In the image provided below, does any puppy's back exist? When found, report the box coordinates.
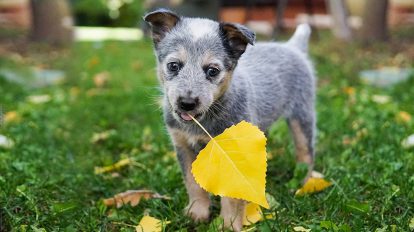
[231,25,314,129]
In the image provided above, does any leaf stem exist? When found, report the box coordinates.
[189,115,214,140]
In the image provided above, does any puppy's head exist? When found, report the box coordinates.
[144,9,255,123]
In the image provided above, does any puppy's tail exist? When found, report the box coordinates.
[287,24,311,53]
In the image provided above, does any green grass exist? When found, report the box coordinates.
[1,29,414,231]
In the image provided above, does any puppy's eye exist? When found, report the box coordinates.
[167,62,181,72]
[206,67,220,78]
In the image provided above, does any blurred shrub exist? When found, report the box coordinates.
[71,0,144,27]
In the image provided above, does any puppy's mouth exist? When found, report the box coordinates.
[176,111,202,122]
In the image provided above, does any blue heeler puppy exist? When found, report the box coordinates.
[144,9,316,231]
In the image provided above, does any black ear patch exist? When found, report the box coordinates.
[143,9,180,45]
[219,23,255,60]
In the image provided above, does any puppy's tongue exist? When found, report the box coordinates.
[180,112,193,121]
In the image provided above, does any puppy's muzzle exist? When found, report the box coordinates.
[176,97,202,121]
[178,97,199,111]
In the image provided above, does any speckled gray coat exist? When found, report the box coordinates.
[144,9,316,230]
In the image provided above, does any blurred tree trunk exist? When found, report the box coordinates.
[360,0,389,41]
[326,0,352,41]
[30,0,73,45]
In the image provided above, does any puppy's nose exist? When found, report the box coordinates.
[178,97,199,111]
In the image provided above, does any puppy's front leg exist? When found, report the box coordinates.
[169,129,210,222]
[220,197,245,232]
[180,152,211,222]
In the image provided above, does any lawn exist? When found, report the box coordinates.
[0,28,413,231]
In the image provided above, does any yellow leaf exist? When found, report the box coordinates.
[293,226,311,232]
[4,111,21,124]
[243,203,262,226]
[86,88,106,96]
[103,190,170,208]
[243,201,276,226]
[88,56,100,69]
[93,71,110,88]
[343,87,355,96]
[94,158,132,174]
[191,120,269,208]
[90,130,116,143]
[295,177,332,196]
[135,216,169,232]
[396,111,411,123]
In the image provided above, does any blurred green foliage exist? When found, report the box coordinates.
[1,27,413,231]
[71,0,144,27]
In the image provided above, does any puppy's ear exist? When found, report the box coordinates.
[219,23,255,59]
[144,9,180,45]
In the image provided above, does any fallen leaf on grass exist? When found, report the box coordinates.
[342,128,368,146]
[396,111,411,123]
[88,56,100,69]
[136,216,169,232]
[242,202,275,226]
[402,134,414,149]
[4,111,21,124]
[191,119,269,208]
[293,226,311,232]
[242,227,256,232]
[243,203,262,226]
[90,130,116,143]
[295,177,332,196]
[103,190,170,208]
[93,71,110,88]
[409,217,414,230]
[27,94,51,104]
[136,216,161,232]
[0,135,14,149]
[94,158,132,174]
[141,143,153,152]
[86,87,112,96]
[343,87,355,96]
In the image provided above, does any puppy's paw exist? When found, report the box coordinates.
[220,197,245,231]
[221,213,243,232]
[302,169,321,184]
[184,199,210,222]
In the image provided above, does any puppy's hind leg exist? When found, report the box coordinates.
[287,105,316,181]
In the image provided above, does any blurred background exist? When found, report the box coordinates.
[1,0,414,231]
[1,0,414,42]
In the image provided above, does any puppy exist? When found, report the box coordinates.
[144,9,316,231]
